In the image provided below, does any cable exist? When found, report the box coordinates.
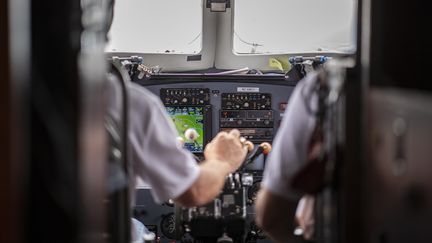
[234,31,263,53]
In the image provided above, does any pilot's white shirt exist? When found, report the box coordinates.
[262,73,318,200]
[106,76,200,204]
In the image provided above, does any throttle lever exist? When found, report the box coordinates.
[241,142,272,170]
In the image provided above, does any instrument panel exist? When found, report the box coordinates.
[145,82,294,155]
[134,80,296,242]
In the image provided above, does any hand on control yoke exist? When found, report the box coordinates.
[204,129,248,172]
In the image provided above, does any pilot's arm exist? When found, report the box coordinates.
[255,73,318,242]
[175,128,247,206]
[122,82,246,207]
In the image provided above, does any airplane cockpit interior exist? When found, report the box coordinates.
[1,0,431,243]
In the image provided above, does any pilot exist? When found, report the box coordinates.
[255,72,319,242]
[104,0,247,241]
[106,79,246,205]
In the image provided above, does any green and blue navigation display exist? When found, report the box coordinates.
[166,106,204,152]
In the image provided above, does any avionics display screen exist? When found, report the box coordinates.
[166,106,204,153]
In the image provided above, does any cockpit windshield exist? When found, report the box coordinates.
[106,0,357,72]
[233,0,357,54]
[106,0,203,54]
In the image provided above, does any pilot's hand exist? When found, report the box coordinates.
[204,129,247,172]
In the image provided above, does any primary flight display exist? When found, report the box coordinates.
[165,106,204,153]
